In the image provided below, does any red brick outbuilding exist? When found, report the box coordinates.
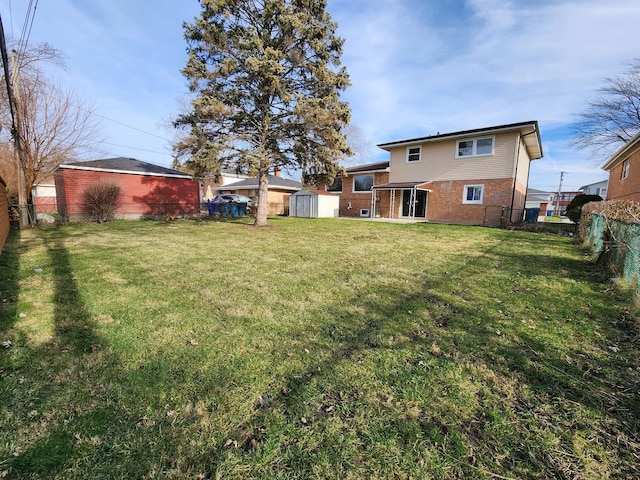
[54,158,200,221]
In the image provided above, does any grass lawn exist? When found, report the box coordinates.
[0,217,638,479]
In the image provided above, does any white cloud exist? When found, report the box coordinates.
[1,0,638,189]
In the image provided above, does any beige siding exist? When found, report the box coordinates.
[389,132,519,183]
[515,136,532,187]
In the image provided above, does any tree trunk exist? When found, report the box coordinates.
[253,166,270,227]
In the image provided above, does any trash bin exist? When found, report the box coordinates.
[524,208,540,224]
[238,202,247,216]
[220,202,230,217]
[230,202,239,218]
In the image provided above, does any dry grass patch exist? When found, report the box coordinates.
[0,218,638,479]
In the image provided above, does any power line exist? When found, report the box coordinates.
[30,75,176,144]
[17,0,38,55]
[88,109,173,142]
[101,141,173,156]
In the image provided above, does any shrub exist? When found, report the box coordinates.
[82,180,123,223]
[565,194,602,224]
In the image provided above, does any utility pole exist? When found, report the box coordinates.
[10,50,31,227]
[554,171,565,216]
[0,15,30,227]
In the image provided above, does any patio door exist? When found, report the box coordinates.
[401,190,427,217]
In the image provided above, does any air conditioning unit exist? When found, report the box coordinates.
[360,209,370,217]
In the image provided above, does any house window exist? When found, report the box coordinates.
[407,146,421,163]
[463,185,484,204]
[456,136,494,158]
[621,159,630,180]
[353,174,373,193]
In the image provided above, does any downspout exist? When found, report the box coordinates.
[510,127,539,224]
[509,135,521,224]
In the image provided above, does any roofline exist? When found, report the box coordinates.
[601,131,640,170]
[215,183,302,192]
[346,168,389,175]
[345,161,390,174]
[57,164,192,179]
[377,121,542,158]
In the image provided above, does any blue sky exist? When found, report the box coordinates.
[1,0,639,191]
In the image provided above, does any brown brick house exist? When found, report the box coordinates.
[216,174,303,216]
[337,161,390,217]
[602,132,640,203]
[339,121,543,226]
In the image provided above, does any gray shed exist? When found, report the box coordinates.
[289,189,339,218]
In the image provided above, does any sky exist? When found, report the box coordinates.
[1,0,639,192]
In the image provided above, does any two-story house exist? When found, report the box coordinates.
[602,132,640,203]
[340,121,543,226]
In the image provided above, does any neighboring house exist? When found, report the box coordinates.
[32,175,58,213]
[526,188,555,218]
[579,180,608,200]
[551,191,581,215]
[201,170,251,201]
[54,157,200,221]
[602,132,640,203]
[340,121,543,226]
[216,173,303,216]
[289,189,340,218]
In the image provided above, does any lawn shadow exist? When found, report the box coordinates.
[46,234,102,354]
[3,229,118,477]
[0,228,21,334]
[213,232,640,478]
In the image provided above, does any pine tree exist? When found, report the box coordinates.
[174,0,352,226]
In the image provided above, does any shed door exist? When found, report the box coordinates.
[297,195,311,217]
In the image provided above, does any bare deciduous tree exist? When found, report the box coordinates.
[573,59,640,157]
[0,42,101,207]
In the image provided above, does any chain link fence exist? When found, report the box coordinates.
[483,206,526,227]
[581,201,640,297]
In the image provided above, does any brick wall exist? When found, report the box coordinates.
[56,169,200,221]
[339,171,389,217]
[607,149,640,203]
[427,178,518,226]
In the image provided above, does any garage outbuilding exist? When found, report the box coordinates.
[289,189,340,218]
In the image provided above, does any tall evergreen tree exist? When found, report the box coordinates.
[174,0,352,226]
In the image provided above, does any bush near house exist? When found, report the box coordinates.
[565,194,603,224]
[82,180,123,223]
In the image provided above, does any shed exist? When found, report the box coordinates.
[289,189,340,218]
[54,157,200,221]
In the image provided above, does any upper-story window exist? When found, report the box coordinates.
[621,159,630,180]
[456,136,494,158]
[407,146,421,163]
[353,174,374,193]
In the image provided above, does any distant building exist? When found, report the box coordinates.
[551,191,581,214]
[579,180,608,199]
[215,171,303,216]
[526,188,554,218]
